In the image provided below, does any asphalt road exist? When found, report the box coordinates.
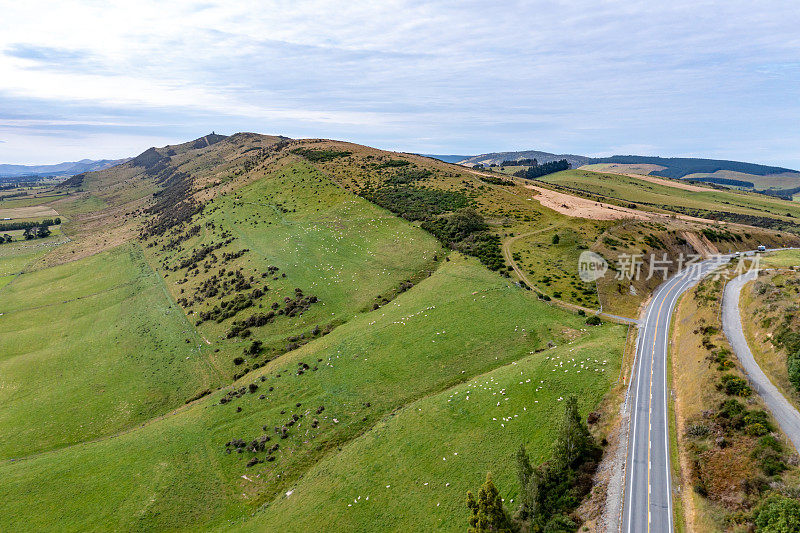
[722,271,800,452]
[622,257,729,533]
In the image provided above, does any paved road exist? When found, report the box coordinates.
[622,257,729,533]
[722,271,800,452]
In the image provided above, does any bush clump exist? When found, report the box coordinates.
[719,374,752,397]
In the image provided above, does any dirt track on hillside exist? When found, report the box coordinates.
[524,184,650,221]
[619,172,713,192]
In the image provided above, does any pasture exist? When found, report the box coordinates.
[145,161,443,366]
[759,248,800,268]
[0,243,220,458]
[540,169,800,223]
[237,319,622,532]
[0,255,626,532]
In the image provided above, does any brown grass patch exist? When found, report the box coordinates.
[523,184,649,221]
[0,205,59,220]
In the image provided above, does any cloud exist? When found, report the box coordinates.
[0,1,799,166]
[4,44,110,74]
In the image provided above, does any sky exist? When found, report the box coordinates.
[1,1,799,167]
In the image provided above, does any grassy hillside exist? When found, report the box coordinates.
[0,255,625,532]
[0,153,444,459]
[540,169,800,231]
[740,266,800,412]
[281,141,799,319]
[233,319,622,532]
[142,160,442,377]
[0,243,217,458]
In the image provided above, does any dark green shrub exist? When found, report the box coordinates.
[719,374,752,397]
[788,354,800,392]
[753,495,800,531]
[291,148,351,162]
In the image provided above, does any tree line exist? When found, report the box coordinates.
[501,158,539,167]
[0,217,61,232]
[0,218,57,244]
[512,159,571,180]
[466,395,601,532]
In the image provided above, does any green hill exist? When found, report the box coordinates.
[5,132,800,531]
[462,150,800,193]
[0,254,624,531]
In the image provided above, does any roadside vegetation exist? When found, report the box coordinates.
[671,261,800,531]
[740,265,800,411]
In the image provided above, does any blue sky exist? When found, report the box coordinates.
[1,1,799,167]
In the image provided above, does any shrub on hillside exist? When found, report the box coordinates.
[377,159,410,168]
[363,185,469,220]
[789,355,800,392]
[719,374,752,397]
[753,495,800,532]
[386,168,432,184]
[291,148,351,162]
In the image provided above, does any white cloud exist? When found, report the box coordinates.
[1,1,799,165]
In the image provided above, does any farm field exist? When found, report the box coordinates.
[758,248,800,268]
[0,243,219,458]
[539,169,800,224]
[0,254,626,532]
[0,204,59,219]
[0,193,66,209]
[682,170,800,191]
[236,319,622,532]
[0,232,66,277]
[579,162,665,175]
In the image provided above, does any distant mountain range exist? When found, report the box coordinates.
[456,150,592,169]
[0,158,129,178]
[419,154,472,164]
[456,151,797,176]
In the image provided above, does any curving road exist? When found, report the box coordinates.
[621,256,729,533]
[722,271,800,452]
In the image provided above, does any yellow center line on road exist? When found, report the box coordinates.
[647,274,686,533]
